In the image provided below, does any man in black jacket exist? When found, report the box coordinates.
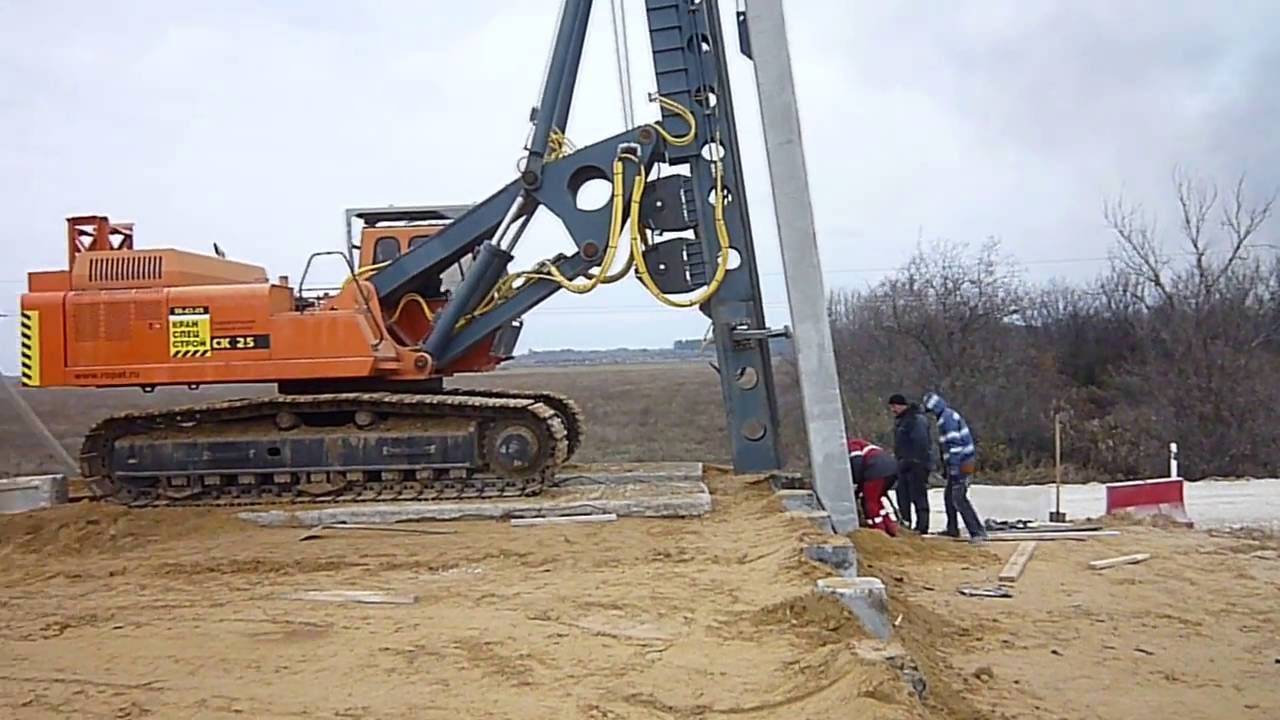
[889,393,932,533]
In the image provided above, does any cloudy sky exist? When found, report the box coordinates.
[3,0,1278,374]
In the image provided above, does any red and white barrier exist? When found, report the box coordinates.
[1105,477,1191,526]
[1104,443,1193,526]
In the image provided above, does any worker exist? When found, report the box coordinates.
[888,393,932,533]
[846,438,899,536]
[922,392,989,543]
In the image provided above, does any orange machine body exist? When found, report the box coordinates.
[18,216,504,389]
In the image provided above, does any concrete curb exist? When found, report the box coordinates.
[238,479,712,528]
[554,462,704,487]
[803,543,858,578]
[784,509,834,534]
[0,474,68,514]
[776,489,820,512]
[816,577,892,641]
[767,471,809,492]
[771,477,900,645]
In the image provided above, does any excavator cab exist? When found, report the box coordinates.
[346,205,479,297]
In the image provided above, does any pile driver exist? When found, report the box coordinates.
[18,0,788,506]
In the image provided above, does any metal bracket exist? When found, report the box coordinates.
[641,175,698,231]
[640,237,708,294]
[730,323,791,344]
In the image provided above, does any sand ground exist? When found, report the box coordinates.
[2,474,1277,719]
[857,521,1280,719]
[0,474,931,720]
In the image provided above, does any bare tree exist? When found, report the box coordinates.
[1105,168,1276,314]
[818,168,1280,481]
[1097,168,1280,476]
[875,236,1024,385]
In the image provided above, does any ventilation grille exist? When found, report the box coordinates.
[71,299,157,344]
[88,254,164,284]
[73,304,102,343]
[133,301,163,321]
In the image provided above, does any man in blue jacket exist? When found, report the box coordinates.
[923,392,989,542]
[888,393,932,533]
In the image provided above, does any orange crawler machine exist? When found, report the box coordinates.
[20,212,580,506]
[18,0,800,501]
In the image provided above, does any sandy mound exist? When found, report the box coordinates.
[0,501,244,558]
[0,477,933,719]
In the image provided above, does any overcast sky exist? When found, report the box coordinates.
[3,0,1278,374]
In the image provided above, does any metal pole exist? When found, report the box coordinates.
[607,0,635,128]
[0,375,78,476]
[523,0,594,189]
[742,0,857,534]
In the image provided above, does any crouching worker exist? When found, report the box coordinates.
[846,438,900,536]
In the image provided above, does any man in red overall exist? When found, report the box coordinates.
[846,438,900,536]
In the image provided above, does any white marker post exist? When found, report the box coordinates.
[1049,411,1067,522]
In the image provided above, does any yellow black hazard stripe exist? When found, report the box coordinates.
[20,311,40,386]
[171,348,212,359]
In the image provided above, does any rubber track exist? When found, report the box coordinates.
[79,391,573,508]
[438,386,584,458]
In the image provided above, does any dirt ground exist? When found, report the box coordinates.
[3,472,1278,719]
[855,521,1280,720]
[0,473,935,720]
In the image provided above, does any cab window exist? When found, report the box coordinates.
[373,236,400,264]
[441,247,478,293]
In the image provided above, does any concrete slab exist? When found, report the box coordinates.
[776,489,820,512]
[0,474,68,514]
[553,462,703,487]
[767,471,809,492]
[852,640,927,700]
[237,479,711,528]
[817,577,892,640]
[785,509,834,534]
[804,543,858,578]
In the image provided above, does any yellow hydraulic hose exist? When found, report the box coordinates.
[389,293,435,323]
[628,135,732,308]
[386,95,729,335]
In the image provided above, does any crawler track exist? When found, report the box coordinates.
[79,390,582,507]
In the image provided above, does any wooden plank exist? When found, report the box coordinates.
[996,523,1105,534]
[510,513,618,527]
[297,523,457,541]
[282,590,417,605]
[986,531,1121,541]
[998,541,1038,583]
[321,523,456,534]
[1088,553,1152,570]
